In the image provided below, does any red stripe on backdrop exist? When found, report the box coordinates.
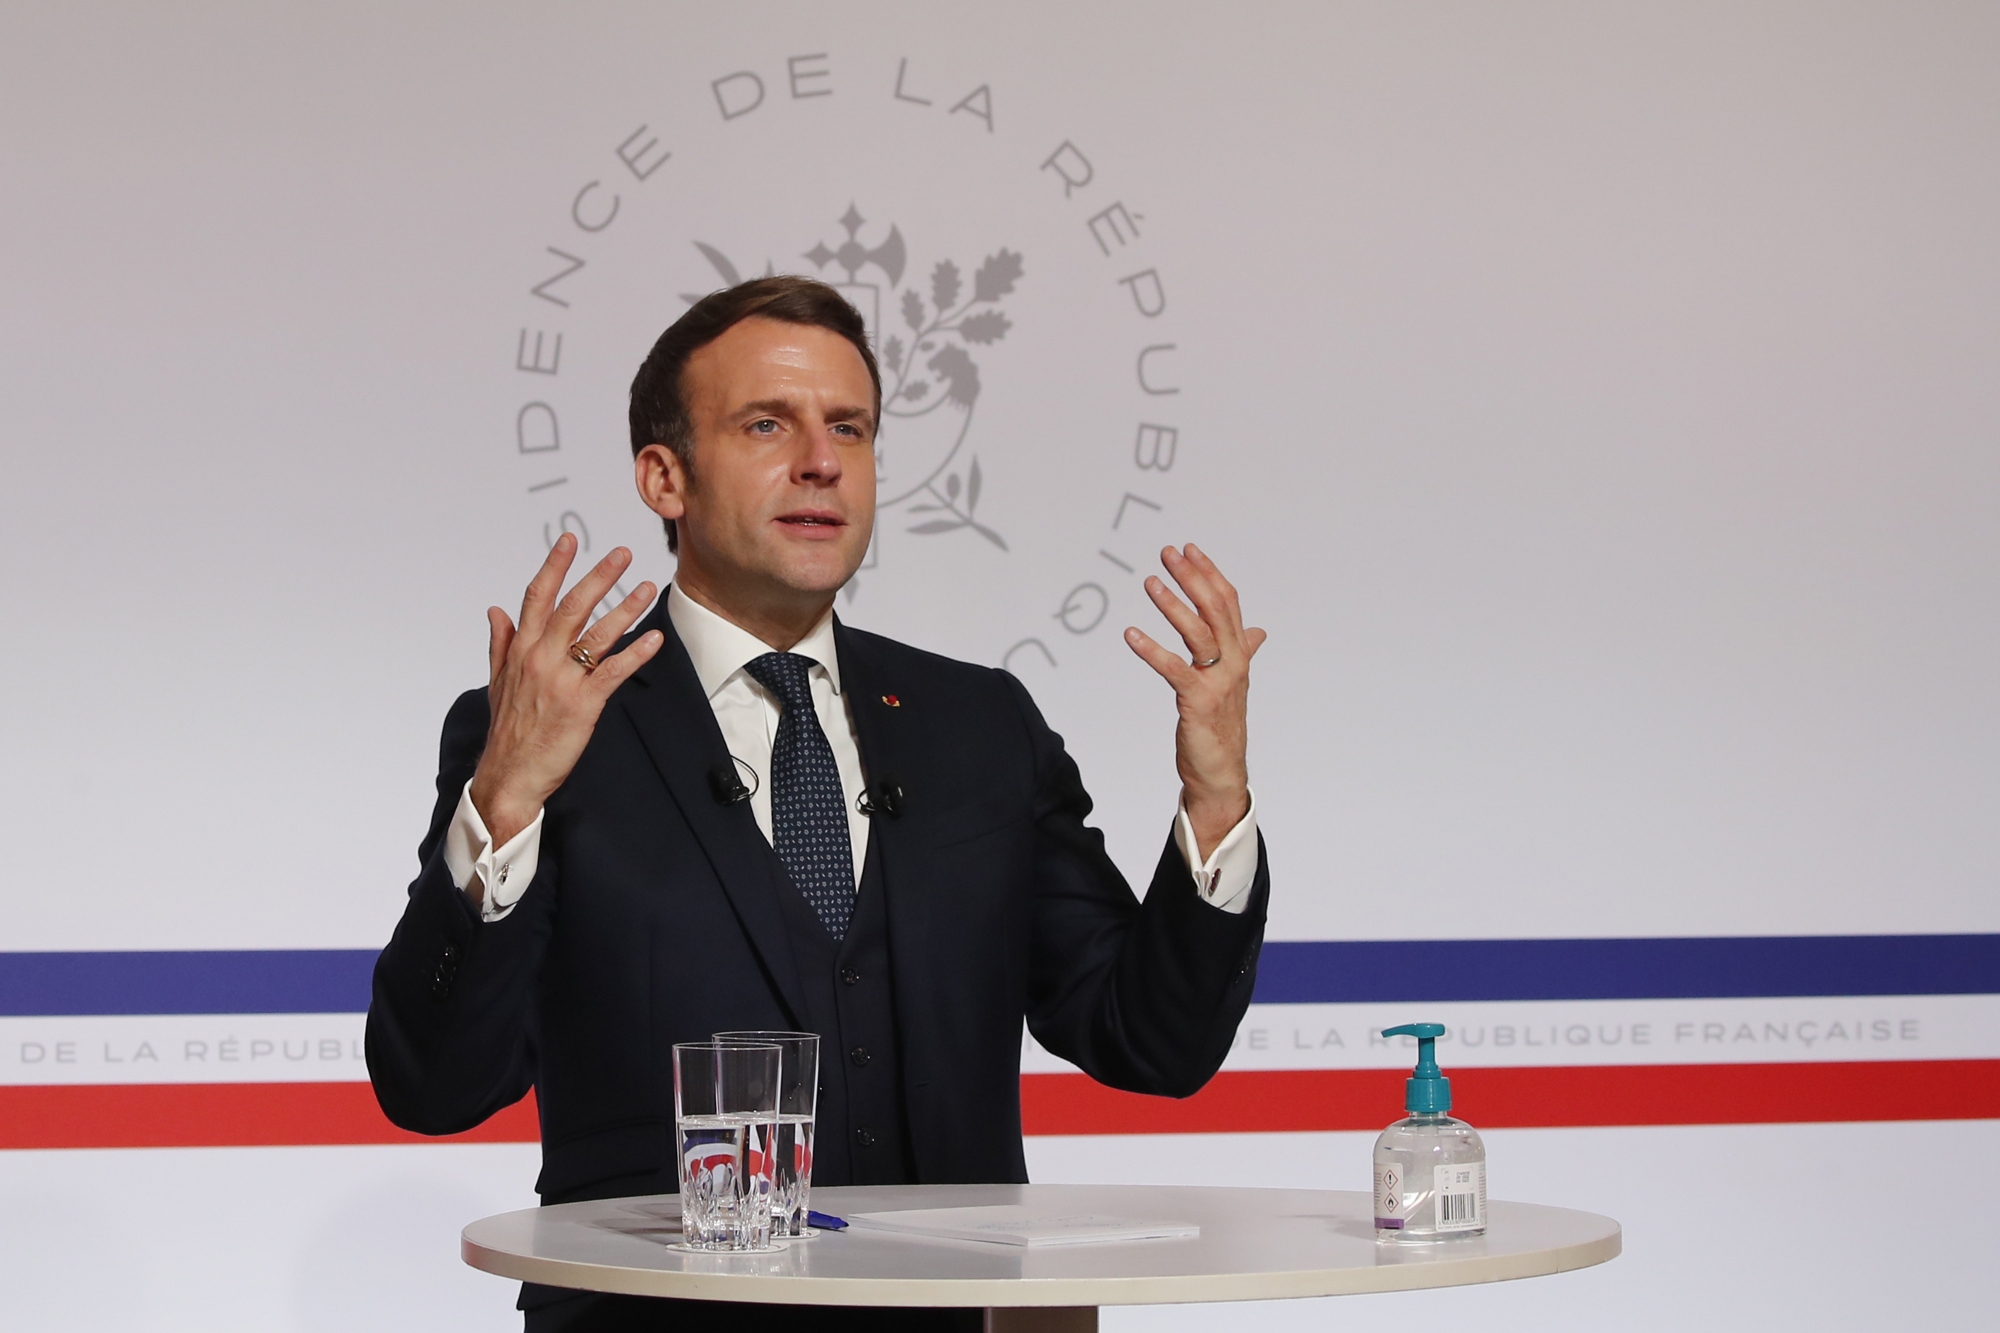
[1020,1059,2000,1134]
[3,1060,1996,1149]
[0,1082,539,1150]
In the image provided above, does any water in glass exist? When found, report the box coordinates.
[677,1112,776,1250]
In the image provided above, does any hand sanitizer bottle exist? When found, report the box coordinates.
[1373,1023,1486,1242]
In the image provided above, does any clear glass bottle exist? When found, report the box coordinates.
[1373,1023,1486,1242]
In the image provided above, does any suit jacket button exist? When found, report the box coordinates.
[854,1127,877,1147]
[849,1046,871,1068]
[840,968,861,986]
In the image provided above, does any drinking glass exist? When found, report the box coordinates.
[715,1031,819,1237]
[671,1040,781,1251]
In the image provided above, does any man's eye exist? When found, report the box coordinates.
[751,419,778,435]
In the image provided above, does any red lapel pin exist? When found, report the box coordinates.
[881,694,901,707]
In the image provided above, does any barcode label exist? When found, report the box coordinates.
[1433,1162,1486,1232]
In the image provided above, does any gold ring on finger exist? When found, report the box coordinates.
[568,642,600,672]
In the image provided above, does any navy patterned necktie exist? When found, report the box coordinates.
[743,651,856,940]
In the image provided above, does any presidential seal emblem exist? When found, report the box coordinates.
[499,49,1192,680]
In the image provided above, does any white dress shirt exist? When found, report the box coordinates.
[445,583,1260,922]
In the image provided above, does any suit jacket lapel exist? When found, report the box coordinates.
[616,605,808,1027]
[834,618,925,919]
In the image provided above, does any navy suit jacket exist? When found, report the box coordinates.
[366,606,1269,1203]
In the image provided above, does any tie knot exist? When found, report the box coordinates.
[744,652,818,711]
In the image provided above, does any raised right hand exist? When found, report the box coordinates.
[468,534,662,848]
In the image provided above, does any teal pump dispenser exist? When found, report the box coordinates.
[1385,1022,1451,1113]
[1372,1023,1487,1241]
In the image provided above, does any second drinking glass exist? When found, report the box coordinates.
[714,1031,819,1238]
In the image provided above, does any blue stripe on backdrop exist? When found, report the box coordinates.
[1,935,1995,1015]
[0,950,378,1016]
[1253,935,2000,1003]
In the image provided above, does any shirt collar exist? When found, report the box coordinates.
[666,583,842,701]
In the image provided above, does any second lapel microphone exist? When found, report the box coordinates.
[857,775,905,818]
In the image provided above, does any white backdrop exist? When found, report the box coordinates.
[3,2,1997,1329]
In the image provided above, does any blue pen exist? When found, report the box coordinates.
[807,1210,848,1231]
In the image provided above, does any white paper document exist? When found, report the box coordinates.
[845,1205,1200,1247]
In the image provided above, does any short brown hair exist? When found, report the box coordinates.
[629,276,882,552]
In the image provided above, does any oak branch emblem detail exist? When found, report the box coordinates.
[688,205,1024,558]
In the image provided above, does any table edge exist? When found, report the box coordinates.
[461,1218,1622,1307]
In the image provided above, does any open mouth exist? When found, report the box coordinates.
[777,512,845,529]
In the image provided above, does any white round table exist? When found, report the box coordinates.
[464,1183,1620,1330]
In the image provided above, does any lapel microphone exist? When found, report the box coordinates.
[708,762,755,806]
[857,775,905,818]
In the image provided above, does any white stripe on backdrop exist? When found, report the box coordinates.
[5,993,1993,1086]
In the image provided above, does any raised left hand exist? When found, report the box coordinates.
[1123,544,1268,859]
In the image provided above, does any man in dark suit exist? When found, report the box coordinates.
[367,277,1270,1331]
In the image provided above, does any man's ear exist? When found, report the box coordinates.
[635,443,688,523]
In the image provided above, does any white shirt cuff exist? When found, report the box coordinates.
[443,781,545,923]
[1173,789,1258,914]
